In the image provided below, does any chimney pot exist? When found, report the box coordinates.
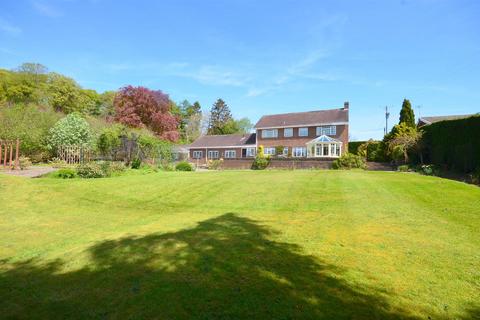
[344,101,349,110]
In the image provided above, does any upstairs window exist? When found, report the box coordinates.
[316,125,337,136]
[298,127,309,137]
[284,128,293,137]
[262,129,278,138]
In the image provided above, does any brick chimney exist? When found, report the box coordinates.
[343,101,349,110]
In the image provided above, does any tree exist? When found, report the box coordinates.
[47,113,93,150]
[99,91,117,118]
[399,99,415,128]
[47,73,85,114]
[184,112,203,142]
[235,117,253,134]
[114,86,179,142]
[207,99,234,135]
[387,123,422,164]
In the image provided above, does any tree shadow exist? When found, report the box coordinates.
[1,213,431,319]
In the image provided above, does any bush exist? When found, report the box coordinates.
[0,103,59,158]
[252,156,269,170]
[48,157,68,168]
[175,161,193,171]
[56,168,76,179]
[421,115,480,173]
[18,156,32,170]
[47,113,93,151]
[207,159,224,170]
[418,164,438,176]
[131,157,142,169]
[397,165,410,172]
[332,153,366,170]
[76,162,106,178]
[97,126,122,159]
[109,161,126,174]
[348,141,366,155]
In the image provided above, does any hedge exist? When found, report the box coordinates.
[421,115,480,173]
[348,141,366,155]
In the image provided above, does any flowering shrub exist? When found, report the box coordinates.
[19,156,32,170]
[418,164,437,176]
[47,113,92,151]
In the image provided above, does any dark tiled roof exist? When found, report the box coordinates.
[188,133,256,148]
[418,114,477,125]
[254,108,348,128]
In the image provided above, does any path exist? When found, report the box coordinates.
[0,166,58,178]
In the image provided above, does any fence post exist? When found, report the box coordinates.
[15,139,20,169]
[3,142,7,168]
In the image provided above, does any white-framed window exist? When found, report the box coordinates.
[192,151,203,159]
[283,147,289,156]
[298,127,309,137]
[293,147,307,157]
[246,147,256,157]
[262,129,278,138]
[225,150,236,158]
[316,125,337,136]
[284,128,293,137]
[264,147,276,156]
[208,150,219,159]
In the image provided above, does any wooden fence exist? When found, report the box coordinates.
[57,145,92,164]
[0,139,20,170]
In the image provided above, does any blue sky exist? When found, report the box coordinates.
[1,0,479,140]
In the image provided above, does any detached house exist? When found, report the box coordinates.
[187,102,349,164]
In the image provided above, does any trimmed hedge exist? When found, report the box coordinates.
[348,141,366,155]
[421,115,480,173]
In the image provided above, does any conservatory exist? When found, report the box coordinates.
[306,135,342,158]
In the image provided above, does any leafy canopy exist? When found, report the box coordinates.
[47,113,93,150]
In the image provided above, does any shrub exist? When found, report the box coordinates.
[18,156,32,170]
[76,162,106,178]
[397,164,410,172]
[131,157,142,169]
[332,153,366,170]
[471,168,480,185]
[109,161,126,174]
[252,156,269,170]
[56,168,76,179]
[47,113,93,151]
[175,161,193,171]
[48,157,68,168]
[97,126,122,159]
[0,103,59,158]
[207,159,224,170]
[418,164,438,176]
[348,141,366,155]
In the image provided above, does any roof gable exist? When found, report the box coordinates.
[254,107,348,129]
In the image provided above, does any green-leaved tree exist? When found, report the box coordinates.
[399,99,415,128]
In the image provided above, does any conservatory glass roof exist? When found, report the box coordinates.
[307,135,341,144]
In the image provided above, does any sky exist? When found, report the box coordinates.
[1,0,479,140]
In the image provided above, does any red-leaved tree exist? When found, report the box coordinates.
[114,86,179,142]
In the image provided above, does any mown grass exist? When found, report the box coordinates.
[0,170,479,319]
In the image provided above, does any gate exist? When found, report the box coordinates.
[0,139,20,170]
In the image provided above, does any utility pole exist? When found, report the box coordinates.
[384,106,390,136]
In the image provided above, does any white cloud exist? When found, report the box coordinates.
[32,1,63,17]
[172,65,249,87]
[0,18,22,36]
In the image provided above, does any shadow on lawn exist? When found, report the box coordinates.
[2,213,433,319]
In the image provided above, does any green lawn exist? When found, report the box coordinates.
[1,170,479,319]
